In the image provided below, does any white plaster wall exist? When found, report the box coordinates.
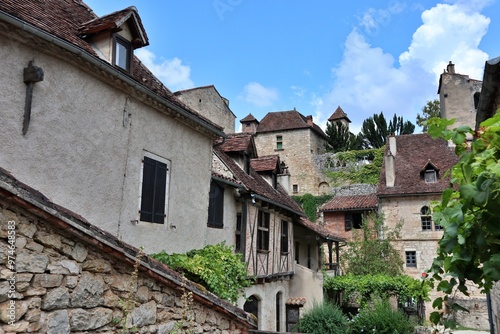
[290,263,324,312]
[0,33,213,254]
[238,281,289,331]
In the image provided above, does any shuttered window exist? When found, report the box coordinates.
[140,156,168,223]
[257,211,270,251]
[207,181,224,228]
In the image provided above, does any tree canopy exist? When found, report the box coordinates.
[325,120,362,152]
[417,100,440,132]
[358,112,415,148]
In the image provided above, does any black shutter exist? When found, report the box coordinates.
[207,181,224,228]
[140,156,167,223]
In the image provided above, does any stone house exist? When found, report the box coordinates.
[211,132,344,331]
[0,1,226,255]
[240,109,330,196]
[174,85,237,133]
[0,167,256,333]
[328,106,351,127]
[377,133,489,327]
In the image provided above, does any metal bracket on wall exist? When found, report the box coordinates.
[22,61,44,135]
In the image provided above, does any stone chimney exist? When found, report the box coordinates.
[306,115,313,126]
[385,136,396,187]
[446,61,455,74]
[278,161,291,194]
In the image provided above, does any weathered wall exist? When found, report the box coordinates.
[0,25,214,254]
[439,72,482,130]
[175,87,236,133]
[0,194,253,333]
[491,281,500,333]
[254,129,327,195]
[290,264,324,312]
[380,195,488,328]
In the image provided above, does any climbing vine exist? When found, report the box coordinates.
[324,147,384,186]
[292,193,332,221]
[426,111,500,325]
[324,274,430,307]
[151,242,252,303]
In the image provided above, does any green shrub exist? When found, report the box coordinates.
[150,242,252,303]
[350,298,415,334]
[294,302,349,334]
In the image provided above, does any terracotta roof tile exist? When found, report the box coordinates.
[286,297,306,306]
[218,133,256,156]
[377,134,459,196]
[256,110,327,138]
[250,155,279,172]
[240,113,259,123]
[297,217,345,241]
[328,106,351,123]
[321,194,378,212]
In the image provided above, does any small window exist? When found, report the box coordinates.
[424,170,437,183]
[113,35,132,71]
[281,220,289,254]
[406,251,417,267]
[435,223,444,231]
[276,135,283,150]
[421,206,432,231]
[257,211,270,251]
[345,214,353,231]
[140,155,169,223]
[345,213,362,231]
[207,181,224,228]
[292,184,298,194]
[235,213,242,252]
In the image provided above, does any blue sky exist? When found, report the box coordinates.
[86,0,500,134]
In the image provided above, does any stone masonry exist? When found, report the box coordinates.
[0,176,255,333]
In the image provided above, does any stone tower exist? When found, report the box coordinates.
[438,61,482,130]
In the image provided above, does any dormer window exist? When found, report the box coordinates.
[421,160,439,183]
[113,35,132,72]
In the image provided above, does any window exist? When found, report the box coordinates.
[207,181,224,228]
[292,184,298,194]
[281,221,289,254]
[424,170,437,183]
[113,35,132,71]
[276,135,283,150]
[140,155,169,223]
[276,292,282,332]
[421,206,432,231]
[435,223,444,231]
[405,251,417,267]
[345,213,363,231]
[235,213,242,252]
[257,211,270,251]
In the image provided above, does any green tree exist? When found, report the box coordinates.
[341,212,403,276]
[359,112,415,148]
[417,99,440,132]
[325,120,362,152]
[426,111,500,325]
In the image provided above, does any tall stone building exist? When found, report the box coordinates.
[438,61,482,130]
[241,109,329,196]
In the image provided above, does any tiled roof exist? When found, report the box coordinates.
[250,155,279,172]
[328,106,351,123]
[297,217,345,242]
[213,146,304,216]
[286,297,306,306]
[79,6,148,48]
[217,133,256,156]
[240,113,259,123]
[321,194,378,212]
[377,134,459,196]
[256,110,327,138]
[0,0,223,134]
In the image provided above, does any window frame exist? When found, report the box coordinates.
[257,210,270,252]
[292,184,298,194]
[276,135,283,150]
[424,169,437,183]
[138,153,170,224]
[235,213,242,252]
[405,251,417,268]
[113,34,132,72]
[420,205,433,231]
[280,220,289,254]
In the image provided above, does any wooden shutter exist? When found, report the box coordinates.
[207,181,224,227]
[140,156,167,223]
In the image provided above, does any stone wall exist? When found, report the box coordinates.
[0,186,254,333]
[491,281,500,333]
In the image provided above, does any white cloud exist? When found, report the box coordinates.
[239,82,278,107]
[135,49,194,91]
[358,1,406,36]
[315,1,492,135]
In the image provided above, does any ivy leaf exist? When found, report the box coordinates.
[432,297,443,310]
[430,311,442,325]
[483,254,500,282]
